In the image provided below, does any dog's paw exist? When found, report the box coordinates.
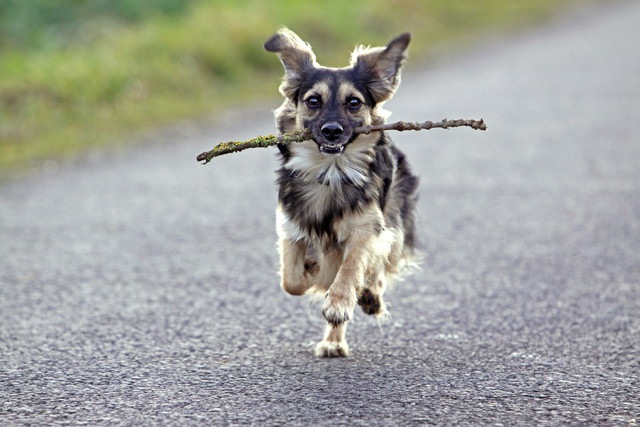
[315,340,350,358]
[321,290,355,325]
[358,288,384,316]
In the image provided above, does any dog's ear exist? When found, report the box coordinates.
[351,33,411,103]
[265,28,317,100]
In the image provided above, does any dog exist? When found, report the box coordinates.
[265,28,419,357]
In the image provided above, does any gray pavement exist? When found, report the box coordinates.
[1,1,639,425]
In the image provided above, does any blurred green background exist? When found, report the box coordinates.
[0,0,576,173]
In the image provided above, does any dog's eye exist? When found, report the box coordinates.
[305,96,322,109]
[346,97,362,111]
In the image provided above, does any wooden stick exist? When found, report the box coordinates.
[197,118,486,164]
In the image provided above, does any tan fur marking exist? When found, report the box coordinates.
[301,81,330,104]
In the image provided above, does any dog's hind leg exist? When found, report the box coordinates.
[358,227,395,318]
[315,323,349,357]
[358,269,388,318]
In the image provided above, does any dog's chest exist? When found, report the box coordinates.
[277,143,381,242]
[285,159,372,217]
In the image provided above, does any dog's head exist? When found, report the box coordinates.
[265,28,410,154]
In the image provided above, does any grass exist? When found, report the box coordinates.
[0,0,578,174]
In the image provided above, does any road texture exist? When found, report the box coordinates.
[1,1,639,425]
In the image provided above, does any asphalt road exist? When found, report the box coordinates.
[1,1,639,425]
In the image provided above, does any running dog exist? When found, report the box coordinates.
[265,28,419,357]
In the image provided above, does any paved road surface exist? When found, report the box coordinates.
[1,1,639,425]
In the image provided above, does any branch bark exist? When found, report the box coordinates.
[197,118,486,164]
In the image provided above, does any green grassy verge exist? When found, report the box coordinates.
[0,0,577,173]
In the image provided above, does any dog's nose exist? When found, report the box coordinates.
[321,122,343,141]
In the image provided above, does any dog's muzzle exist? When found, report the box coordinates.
[315,122,352,154]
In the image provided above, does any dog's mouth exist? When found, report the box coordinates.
[310,122,360,154]
[312,132,357,155]
[318,143,346,154]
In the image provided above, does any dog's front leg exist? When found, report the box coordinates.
[279,237,315,296]
[316,231,375,357]
[314,323,349,357]
[321,231,374,325]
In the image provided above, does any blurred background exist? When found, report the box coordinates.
[0,0,578,175]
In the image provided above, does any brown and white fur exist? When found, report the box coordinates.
[265,28,419,357]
